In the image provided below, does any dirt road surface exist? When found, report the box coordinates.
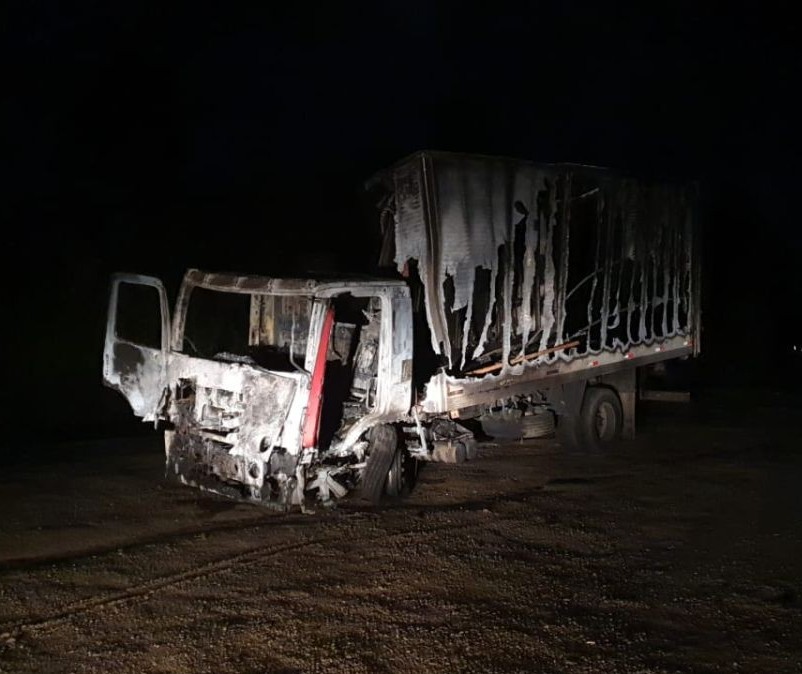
[1,389,801,673]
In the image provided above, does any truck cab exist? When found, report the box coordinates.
[103,270,413,508]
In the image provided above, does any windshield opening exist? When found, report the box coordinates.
[182,287,314,371]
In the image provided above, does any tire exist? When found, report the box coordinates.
[360,425,398,503]
[385,444,403,497]
[579,386,623,451]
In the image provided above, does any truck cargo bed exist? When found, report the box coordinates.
[371,151,701,410]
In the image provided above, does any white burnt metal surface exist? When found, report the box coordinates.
[370,152,701,411]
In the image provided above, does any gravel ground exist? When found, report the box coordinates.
[0,389,800,673]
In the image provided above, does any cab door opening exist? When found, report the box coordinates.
[318,294,382,451]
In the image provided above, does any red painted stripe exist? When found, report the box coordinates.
[302,306,335,449]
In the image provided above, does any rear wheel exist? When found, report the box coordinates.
[579,386,623,450]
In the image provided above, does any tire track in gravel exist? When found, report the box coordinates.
[0,485,552,574]
[0,515,491,640]
[0,512,320,573]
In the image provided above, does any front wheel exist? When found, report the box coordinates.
[360,425,400,503]
[384,444,404,497]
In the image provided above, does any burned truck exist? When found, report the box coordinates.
[103,151,700,508]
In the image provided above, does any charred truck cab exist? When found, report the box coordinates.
[104,273,414,508]
[104,151,701,509]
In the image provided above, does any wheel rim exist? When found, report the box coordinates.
[594,401,617,441]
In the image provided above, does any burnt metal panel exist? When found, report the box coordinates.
[373,151,701,377]
[102,273,171,421]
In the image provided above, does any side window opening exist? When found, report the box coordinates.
[182,288,316,372]
[319,294,382,449]
[116,282,162,349]
[250,295,314,371]
[348,296,382,405]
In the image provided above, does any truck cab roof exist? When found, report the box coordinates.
[182,268,408,297]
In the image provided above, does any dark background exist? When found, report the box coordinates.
[3,2,800,446]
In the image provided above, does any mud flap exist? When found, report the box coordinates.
[544,381,586,451]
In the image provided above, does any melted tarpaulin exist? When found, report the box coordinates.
[377,152,698,376]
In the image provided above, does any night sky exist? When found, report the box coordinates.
[4,2,800,444]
